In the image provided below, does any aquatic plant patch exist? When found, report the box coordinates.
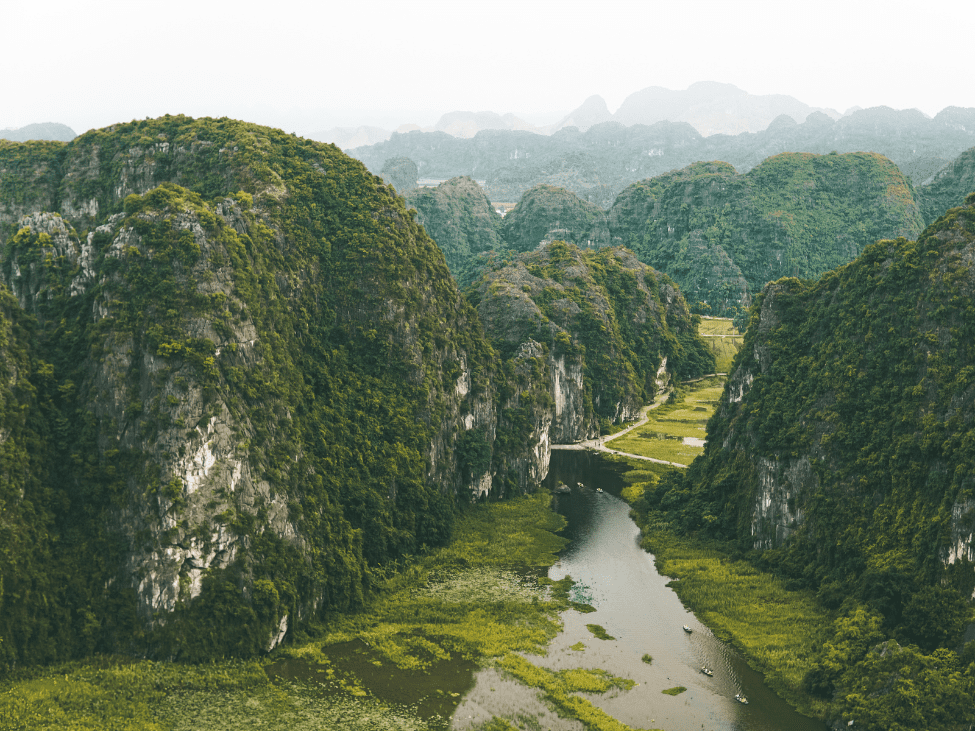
[585,624,615,641]
[660,686,686,695]
[636,524,831,718]
[420,568,545,605]
[495,654,651,731]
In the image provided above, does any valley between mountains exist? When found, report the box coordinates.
[0,115,973,731]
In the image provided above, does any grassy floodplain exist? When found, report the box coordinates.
[605,377,724,465]
[606,360,834,723]
[697,316,743,373]
[611,366,834,728]
[0,492,660,731]
[632,517,832,719]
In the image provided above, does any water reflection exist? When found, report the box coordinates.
[541,451,824,731]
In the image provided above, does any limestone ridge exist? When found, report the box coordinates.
[404,176,502,283]
[607,154,924,317]
[351,105,975,207]
[683,195,975,607]
[0,116,550,663]
[470,241,715,443]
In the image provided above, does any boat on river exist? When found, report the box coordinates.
[701,667,713,676]
[683,624,692,633]
[595,487,603,493]
[735,693,748,704]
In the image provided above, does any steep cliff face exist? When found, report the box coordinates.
[470,241,714,444]
[0,116,547,663]
[607,154,923,316]
[678,197,975,616]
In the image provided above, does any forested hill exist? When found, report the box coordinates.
[0,116,710,668]
[421,154,922,320]
[607,152,923,317]
[499,184,609,253]
[403,176,502,282]
[637,197,975,723]
[0,118,504,665]
[917,146,975,225]
[469,241,714,442]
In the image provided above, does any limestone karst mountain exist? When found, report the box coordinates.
[403,176,502,281]
[0,117,711,666]
[646,195,975,650]
[350,104,975,207]
[606,153,924,316]
[0,122,76,142]
[469,240,714,442]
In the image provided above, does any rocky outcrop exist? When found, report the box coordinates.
[686,197,975,611]
[472,240,714,447]
[0,117,557,663]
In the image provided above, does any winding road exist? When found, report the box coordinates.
[551,373,726,468]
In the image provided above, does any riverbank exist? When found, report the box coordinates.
[0,492,660,731]
[626,512,832,721]
[588,325,832,725]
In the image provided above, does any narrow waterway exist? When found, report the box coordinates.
[453,451,826,731]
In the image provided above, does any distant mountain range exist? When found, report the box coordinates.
[0,122,76,142]
[352,104,975,209]
[315,81,850,149]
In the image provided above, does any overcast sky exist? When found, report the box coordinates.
[3,0,973,135]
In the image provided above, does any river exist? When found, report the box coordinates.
[452,451,826,731]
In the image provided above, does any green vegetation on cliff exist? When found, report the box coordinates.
[917,145,975,225]
[404,176,502,284]
[608,153,924,316]
[470,241,714,438]
[500,184,608,253]
[632,197,975,730]
[0,116,507,666]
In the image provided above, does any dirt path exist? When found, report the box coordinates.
[551,387,687,468]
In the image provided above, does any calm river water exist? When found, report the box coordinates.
[452,451,826,731]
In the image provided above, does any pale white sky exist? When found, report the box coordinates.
[2,0,972,134]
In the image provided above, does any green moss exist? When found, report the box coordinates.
[585,624,615,641]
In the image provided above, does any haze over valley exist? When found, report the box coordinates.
[2,2,975,730]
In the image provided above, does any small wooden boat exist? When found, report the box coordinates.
[701,667,713,676]
[735,693,748,704]
[595,487,603,493]
[683,625,692,633]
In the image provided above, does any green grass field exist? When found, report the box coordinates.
[606,378,724,466]
[697,317,743,373]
